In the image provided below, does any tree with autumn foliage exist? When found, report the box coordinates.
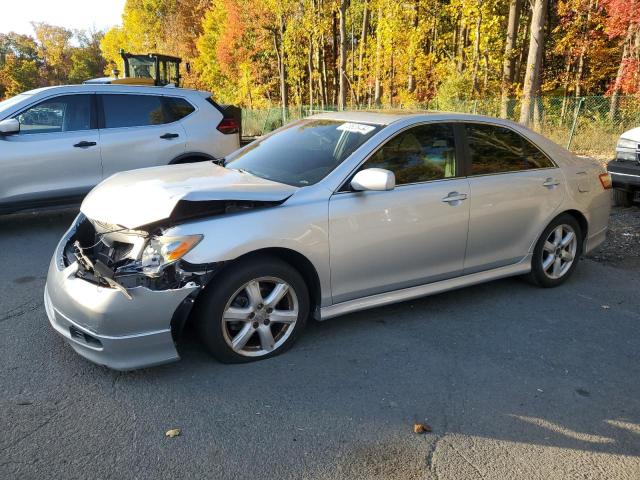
[3,0,639,132]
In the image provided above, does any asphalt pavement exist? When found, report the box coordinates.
[1,208,639,480]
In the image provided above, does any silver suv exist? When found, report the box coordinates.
[0,84,240,214]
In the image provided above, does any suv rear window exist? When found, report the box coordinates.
[165,97,195,122]
[102,94,167,128]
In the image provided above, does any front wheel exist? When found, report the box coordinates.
[528,214,582,288]
[196,256,309,363]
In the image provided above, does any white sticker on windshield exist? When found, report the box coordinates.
[337,122,376,135]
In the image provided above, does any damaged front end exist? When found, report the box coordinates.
[65,215,218,294]
[61,214,221,342]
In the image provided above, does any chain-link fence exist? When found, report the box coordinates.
[242,95,640,161]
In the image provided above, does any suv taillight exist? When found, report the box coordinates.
[217,117,239,135]
[599,173,612,190]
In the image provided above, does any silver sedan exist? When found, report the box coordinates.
[44,112,612,369]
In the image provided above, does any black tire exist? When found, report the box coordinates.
[196,255,309,363]
[528,214,583,288]
[612,188,632,207]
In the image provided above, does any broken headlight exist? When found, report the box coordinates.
[141,234,203,277]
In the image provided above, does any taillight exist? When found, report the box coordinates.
[599,173,612,190]
[217,117,239,135]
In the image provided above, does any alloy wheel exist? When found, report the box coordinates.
[221,276,299,357]
[541,224,578,280]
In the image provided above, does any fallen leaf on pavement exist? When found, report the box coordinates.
[413,423,432,434]
[165,428,181,438]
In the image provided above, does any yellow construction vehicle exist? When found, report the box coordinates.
[85,49,189,87]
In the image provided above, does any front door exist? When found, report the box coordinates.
[328,122,470,304]
[0,94,101,207]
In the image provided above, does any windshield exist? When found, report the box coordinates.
[225,119,382,186]
[0,94,30,116]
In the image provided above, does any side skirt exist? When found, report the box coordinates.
[319,257,532,321]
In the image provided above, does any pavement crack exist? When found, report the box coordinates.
[0,399,80,453]
[446,440,486,480]
[425,434,443,479]
[0,301,41,324]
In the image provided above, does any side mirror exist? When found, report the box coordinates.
[351,168,396,192]
[0,118,20,135]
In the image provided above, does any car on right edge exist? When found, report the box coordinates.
[608,127,640,206]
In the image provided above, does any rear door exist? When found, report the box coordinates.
[98,93,187,178]
[461,122,564,273]
[328,122,470,303]
[0,93,101,207]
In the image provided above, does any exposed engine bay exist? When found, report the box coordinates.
[63,214,218,297]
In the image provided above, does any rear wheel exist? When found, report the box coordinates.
[196,256,309,363]
[528,214,582,288]
[612,188,632,207]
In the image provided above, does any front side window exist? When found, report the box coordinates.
[225,119,382,187]
[362,123,457,185]
[465,123,554,175]
[102,94,167,128]
[15,95,92,134]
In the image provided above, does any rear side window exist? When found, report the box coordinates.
[102,94,167,128]
[15,94,92,134]
[465,123,554,175]
[363,123,457,185]
[165,97,195,122]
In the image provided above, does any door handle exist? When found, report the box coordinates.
[160,133,179,140]
[73,141,96,148]
[441,192,468,204]
[543,178,561,188]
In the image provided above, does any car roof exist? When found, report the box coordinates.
[22,84,211,98]
[309,110,524,127]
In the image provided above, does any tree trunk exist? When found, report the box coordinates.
[514,5,531,84]
[470,11,482,95]
[407,0,419,93]
[357,0,370,106]
[500,0,521,118]
[331,11,338,106]
[559,58,572,124]
[308,35,314,113]
[389,42,394,106]
[374,5,383,106]
[609,24,635,122]
[575,0,594,98]
[457,22,467,74]
[319,36,328,108]
[273,17,288,124]
[338,0,348,110]
[519,0,547,126]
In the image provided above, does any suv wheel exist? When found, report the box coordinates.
[528,214,582,287]
[196,256,309,363]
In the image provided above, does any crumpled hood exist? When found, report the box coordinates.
[81,162,297,229]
